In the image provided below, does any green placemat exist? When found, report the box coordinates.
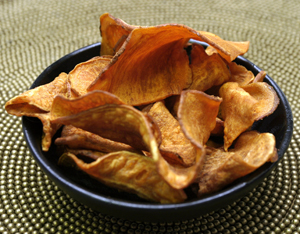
[0,0,299,233]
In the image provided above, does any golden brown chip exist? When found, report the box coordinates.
[219,82,280,150]
[146,101,197,166]
[252,70,267,83]
[202,37,250,62]
[100,13,137,56]
[52,103,204,189]
[188,44,231,91]
[178,90,222,146]
[50,90,125,120]
[55,125,141,154]
[211,117,224,136]
[59,151,187,203]
[228,62,255,86]
[68,56,112,96]
[197,131,278,196]
[5,72,69,115]
[5,72,70,151]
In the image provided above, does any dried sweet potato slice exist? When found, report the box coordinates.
[68,56,112,96]
[50,90,124,119]
[188,44,231,91]
[219,82,280,150]
[100,13,137,56]
[178,90,222,147]
[146,101,197,166]
[197,131,278,196]
[59,151,187,203]
[55,125,141,154]
[228,62,255,86]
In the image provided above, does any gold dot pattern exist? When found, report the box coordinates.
[0,0,299,233]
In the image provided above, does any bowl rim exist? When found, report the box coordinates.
[22,42,294,222]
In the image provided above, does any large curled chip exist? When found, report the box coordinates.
[59,151,187,203]
[197,131,278,196]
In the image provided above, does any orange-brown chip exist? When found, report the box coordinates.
[68,56,112,96]
[219,82,280,150]
[197,131,278,196]
[100,13,137,56]
[202,37,250,62]
[178,90,222,146]
[252,70,267,83]
[228,62,255,86]
[55,125,141,154]
[59,151,187,203]
[5,72,70,151]
[5,72,69,115]
[188,44,231,91]
[146,101,197,166]
[50,90,125,120]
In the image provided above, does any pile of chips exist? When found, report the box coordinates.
[5,13,280,203]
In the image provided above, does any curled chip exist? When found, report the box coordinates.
[59,151,187,203]
[188,44,231,92]
[50,90,124,120]
[228,62,255,86]
[145,101,197,166]
[178,90,222,146]
[68,56,112,96]
[197,131,278,196]
[100,13,137,56]
[219,82,279,150]
[55,125,141,154]
[5,72,70,151]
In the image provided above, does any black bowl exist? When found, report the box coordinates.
[22,42,293,222]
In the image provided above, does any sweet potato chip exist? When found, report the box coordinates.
[52,104,204,189]
[228,62,255,86]
[203,38,250,62]
[188,44,231,91]
[178,90,222,146]
[55,125,141,154]
[252,70,267,83]
[197,131,278,196]
[68,56,112,96]
[5,72,71,151]
[219,82,280,150]
[59,151,187,203]
[5,72,69,115]
[100,13,137,56]
[146,101,197,166]
[50,90,124,120]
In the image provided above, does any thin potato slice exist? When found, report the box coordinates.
[100,13,137,56]
[220,82,280,150]
[59,151,187,203]
[197,131,278,196]
[55,125,141,154]
[69,56,112,96]
[228,62,255,86]
[146,101,197,166]
[204,39,250,62]
[188,44,231,91]
[5,72,69,114]
[178,90,222,147]
[50,90,124,120]
[5,72,70,151]
[52,104,205,189]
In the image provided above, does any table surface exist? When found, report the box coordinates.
[1,0,299,233]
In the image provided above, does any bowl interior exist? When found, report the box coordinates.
[22,42,293,222]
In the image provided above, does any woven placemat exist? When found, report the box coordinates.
[1,0,299,233]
